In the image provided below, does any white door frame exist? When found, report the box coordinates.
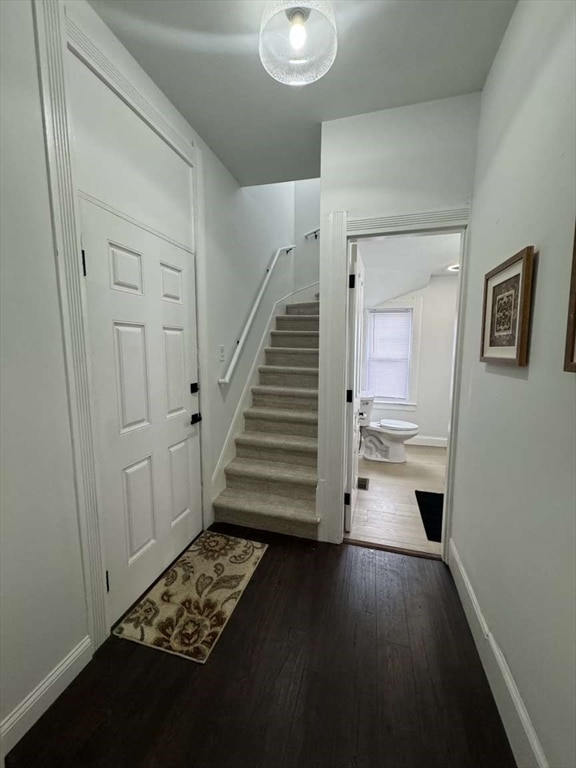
[33,0,210,649]
[318,208,469,559]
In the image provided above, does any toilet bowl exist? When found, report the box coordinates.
[361,419,419,463]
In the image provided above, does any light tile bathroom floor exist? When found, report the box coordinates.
[345,445,447,558]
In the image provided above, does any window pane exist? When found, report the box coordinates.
[370,311,412,359]
[367,359,409,400]
[366,309,413,400]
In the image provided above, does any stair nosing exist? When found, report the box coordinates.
[214,489,320,524]
[235,432,318,452]
[251,385,318,396]
[270,330,319,335]
[265,347,319,353]
[244,407,318,422]
[259,365,319,374]
[225,458,317,485]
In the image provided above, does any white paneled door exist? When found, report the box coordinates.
[81,201,202,623]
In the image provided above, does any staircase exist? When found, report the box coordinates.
[213,300,320,538]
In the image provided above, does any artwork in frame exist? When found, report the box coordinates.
[563,225,576,372]
[480,246,535,366]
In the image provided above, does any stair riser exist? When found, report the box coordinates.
[213,507,318,539]
[276,316,319,332]
[259,370,318,388]
[225,473,316,501]
[286,302,320,316]
[252,393,318,412]
[244,416,317,437]
[236,443,317,467]
[270,332,319,349]
[265,349,319,367]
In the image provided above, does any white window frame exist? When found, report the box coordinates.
[363,297,422,411]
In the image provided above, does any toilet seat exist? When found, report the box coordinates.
[379,419,418,431]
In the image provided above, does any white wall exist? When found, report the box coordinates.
[321,93,480,219]
[204,167,295,472]
[371,276,458,443]
[0,0,90,753]
[450,3,576,767]
[294,178,320,291]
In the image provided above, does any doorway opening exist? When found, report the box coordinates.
[344,230,463,558]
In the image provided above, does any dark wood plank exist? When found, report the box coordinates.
[6,523,516,768]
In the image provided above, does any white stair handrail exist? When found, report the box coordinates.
[218,244,295,386]
[304,227,320,240]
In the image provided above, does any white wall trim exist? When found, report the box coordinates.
[321,209,467,547]
[78,191,194,254]
[448,540,549,768]
[33,0,107,648]
[441,227,468,560]
[347,207,470,236]
[0,636,92,759]
[318,212,349,543]
[64,12,195,168]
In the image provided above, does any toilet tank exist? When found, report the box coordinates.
[359,394,375,426]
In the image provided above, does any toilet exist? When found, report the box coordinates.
[362,419,419,463]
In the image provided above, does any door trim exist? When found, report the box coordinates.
[33,0,205,650]
[64,12,196,168]
[319,208,469,558]
[33,0,107,647]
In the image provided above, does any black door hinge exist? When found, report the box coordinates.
[349,274,355,289]
[190,382,199,394]
[344,492,351,506]
[105,570,110,593]
[81,249,87,277]
[190,412,202,426]
[346,389,353,403]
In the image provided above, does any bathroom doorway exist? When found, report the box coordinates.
[344,230,463,558]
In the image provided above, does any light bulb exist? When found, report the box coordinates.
[289,13,306,51]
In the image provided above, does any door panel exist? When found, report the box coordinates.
[345,242,365,533]
[82,200,202,623]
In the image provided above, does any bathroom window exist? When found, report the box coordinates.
[365,308,414,401]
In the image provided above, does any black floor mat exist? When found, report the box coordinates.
[415,490,444,542]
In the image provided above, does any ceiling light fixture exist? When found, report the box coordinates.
[447,264,460,272]
[259,1,338,87]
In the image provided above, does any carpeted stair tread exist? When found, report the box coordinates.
[235,431,318,453]
[251,385,318,397]
[285,301,320,315]
[258,365,319,375]
[271,330,319,337]
[225,458,317,485]
[214,488,320,523]
[244,407,318,424]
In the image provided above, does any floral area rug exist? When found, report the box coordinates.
[113,532,267,663]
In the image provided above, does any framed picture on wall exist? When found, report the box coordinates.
[563,225,576,372]
[480,246,535,366]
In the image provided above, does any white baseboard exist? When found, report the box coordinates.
[448,541,548,768]
[409,436,448,448]
[0,636,93,760]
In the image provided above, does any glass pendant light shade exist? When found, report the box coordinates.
[259,1,338,86]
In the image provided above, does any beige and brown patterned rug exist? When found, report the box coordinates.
[113,532,267,663]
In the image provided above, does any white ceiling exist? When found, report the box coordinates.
[359,232,460,306]
[88,0,516,186]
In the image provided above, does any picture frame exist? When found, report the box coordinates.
[563,225,576,372]
[480,246,535,366]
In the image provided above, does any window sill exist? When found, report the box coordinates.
[373,400,417,412]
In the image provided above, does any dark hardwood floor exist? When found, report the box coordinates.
[7,523,516,768]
